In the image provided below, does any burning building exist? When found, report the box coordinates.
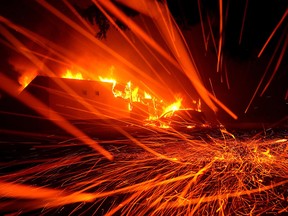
[21,75,132,121]
[18,71,192,124]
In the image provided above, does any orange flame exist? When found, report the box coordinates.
[62,69,83,80]
[99,76,119,97]
[144,91,152,99]
[98,76,117,85]
[162,98,182,114]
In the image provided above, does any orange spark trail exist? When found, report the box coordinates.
[0,181,95,207]
[258,9,288,58]
[208,91,238,120]
[0,133,287,214]
[239,0,249,44]
[207,13,218,55]
[245,28,287,113]
[0,73,113,160]
[224,63,230,90]
[217,0,223,72]
[198,0,208,51]
[157,179,288,209]
[260,34,288,96]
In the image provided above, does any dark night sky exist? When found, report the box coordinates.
[0,0,287,125]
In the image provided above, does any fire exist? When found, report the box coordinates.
[194,99,202,111]
[162,98,182,114]
[98,76,119,98]
[131,87,139,102]
[144,91,152,99]
[98,76,117,85]
[61,70,196,120]
[62,69,84,80]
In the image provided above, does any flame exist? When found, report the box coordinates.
[162,98,182,114]
[18,71,37,92]
[98,76,117,85]
[124,81,139,102]
[99,76,118,97]
[61,70,193,119]
[144,91,152,99]
[131,87,139,102]
[62,69,83,80]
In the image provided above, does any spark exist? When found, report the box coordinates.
[257,9,288,58]
[239,0,249,45]
[0,133,287,215]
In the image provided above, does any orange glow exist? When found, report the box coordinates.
[18,70,37,92]
[162,98,182,114]
[98,76,119,98]
[262,149,272,158]
[98,76,117,85]
[144,91,152,99]
[131,86,139,102]
[62,69,84,80]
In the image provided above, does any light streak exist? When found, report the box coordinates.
[0,134,287,215]
[245,27,287,113]
[257,9,288,58]
[197,0,208,51]
[217,0,223,73]
[239,0,249,45]
[260,34,288,96]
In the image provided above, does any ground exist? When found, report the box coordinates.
[0,118,287,215]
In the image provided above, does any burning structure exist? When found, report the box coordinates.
[19,74,165,122]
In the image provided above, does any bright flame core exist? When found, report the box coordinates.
[162,98,182,114]
[63,69,84,80]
